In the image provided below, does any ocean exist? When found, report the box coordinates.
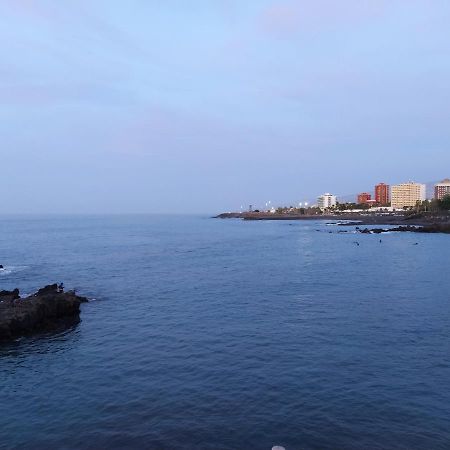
[1,215,449,450]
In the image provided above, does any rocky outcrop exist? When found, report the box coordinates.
[0,284,88,342]
[0,289,20,302]
[411,223,450,233]
[356,224,450,234]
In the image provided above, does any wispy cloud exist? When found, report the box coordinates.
[1,1,450,212]
[259,0,392,36]
[0,83,137,107]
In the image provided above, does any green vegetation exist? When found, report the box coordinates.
[410,196,450,214]
[441,194,450,210]
[335,202,370,211]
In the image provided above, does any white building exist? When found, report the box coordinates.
[317,193,337,210]
[391,182,426,209]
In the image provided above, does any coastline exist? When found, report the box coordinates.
[214,211,450,230]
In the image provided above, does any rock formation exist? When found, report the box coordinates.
[0,284,88,342]
[356,224,450,234]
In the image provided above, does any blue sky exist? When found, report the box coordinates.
[1,0,450,213]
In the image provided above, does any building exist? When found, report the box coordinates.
[357,192,371,204]
[434,179,450,200]
[375,183,390,205]
[391,182,426,209]
[317,193,337,210]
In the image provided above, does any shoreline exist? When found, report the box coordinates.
[214,211,450,230]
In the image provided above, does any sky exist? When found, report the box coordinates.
[1,0,450,213]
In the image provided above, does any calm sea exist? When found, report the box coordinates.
[1,215,449,450]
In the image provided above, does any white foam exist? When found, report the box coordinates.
[0,265,28,276]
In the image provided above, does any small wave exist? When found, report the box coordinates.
[0,265,28,276]
[326,221,362,226]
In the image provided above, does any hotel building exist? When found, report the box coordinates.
[375,183,390,205]
[434,179,450,200]
[317,193,337,210]
[357,193,371,204]
[391,182,426,209]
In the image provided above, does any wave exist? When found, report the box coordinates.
[326,221,362,226]
[0,265,28,276]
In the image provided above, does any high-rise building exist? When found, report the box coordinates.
[317,193,337,210]
[391,182,426,209]
[375,183,390,205]
[357,193,371,204]
[434,179,450,200]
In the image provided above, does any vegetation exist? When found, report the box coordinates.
[258,196,450,216]
[412,196,450,213]
[441,194,450,211]
[335,202,370,211]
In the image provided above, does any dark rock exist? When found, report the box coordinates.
[0,284,88,342]
[0,289,20,302]
[34,283,58,296]
[419,223,450,234]
[0,289,20,298]
[0,265,3,269]
[353,223,450,235]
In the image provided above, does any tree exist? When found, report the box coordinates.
[441,194,450,211]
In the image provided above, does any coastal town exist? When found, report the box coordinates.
[315,179,450,212]
[223,179,450,215]
[217,179,450,233]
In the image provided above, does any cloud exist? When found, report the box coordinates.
[0,0,67,23]
[0,83,137,107]
[259,0,392,36]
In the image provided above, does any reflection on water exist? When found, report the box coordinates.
[0,319,81,359]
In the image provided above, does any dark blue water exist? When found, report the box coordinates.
[1,215,449,450]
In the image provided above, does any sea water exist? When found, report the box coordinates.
[1,215,449,450]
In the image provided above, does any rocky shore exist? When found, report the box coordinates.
[215,211,450,230]
[356,224,450,234]
[0,284,88,342]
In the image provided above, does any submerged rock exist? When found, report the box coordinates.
[0,284,88,342]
